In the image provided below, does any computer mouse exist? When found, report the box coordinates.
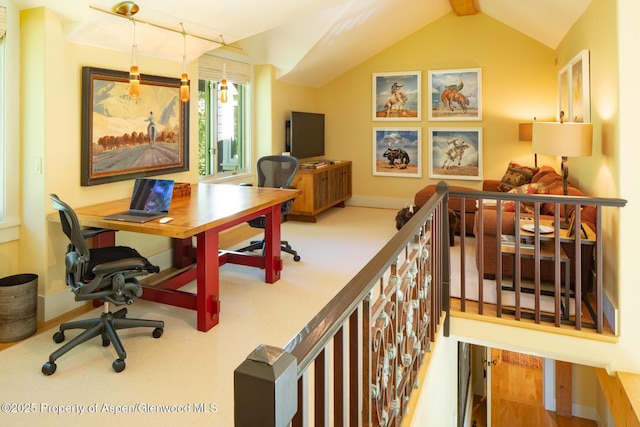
[159,217,174,224]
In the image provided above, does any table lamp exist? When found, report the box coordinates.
[532,120,593,228]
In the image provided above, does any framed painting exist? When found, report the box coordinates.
[428,68,482,121]
[81,66,189,186]
[428,127,482,180]
[372,71,421,121]
[558,50,590,123]
[372,127,422,178]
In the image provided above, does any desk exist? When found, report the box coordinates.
[49,183,301,332]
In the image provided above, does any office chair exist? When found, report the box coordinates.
[236,155,301,262]
[42,194,164,375]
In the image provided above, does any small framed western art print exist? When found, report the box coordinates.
[428,68,482,121]
[428,127,482,180]
[372,71,421,121]
[372,127,422,178]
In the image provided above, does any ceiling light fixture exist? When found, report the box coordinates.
[180,23,189,102]
[220,63,228,104]
[114,2,141,98]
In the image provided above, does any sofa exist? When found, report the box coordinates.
[414,185,478,236]
[413,162,596,288]
[477,164,596,288]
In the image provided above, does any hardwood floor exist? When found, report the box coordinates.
[471,349,597,427]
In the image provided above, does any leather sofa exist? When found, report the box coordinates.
[414,185,478,236]
[475,166,596,288]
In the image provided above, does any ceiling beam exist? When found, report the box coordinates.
[450,0,479,16]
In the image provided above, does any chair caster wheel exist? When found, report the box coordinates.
[152,328,163,338]
[102,338,110,347]
[113,359,126,373]
[42,362,57,376]
[293,255,301,262]
[53,331,65,343]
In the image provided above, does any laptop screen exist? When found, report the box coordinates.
[130,178,175,212]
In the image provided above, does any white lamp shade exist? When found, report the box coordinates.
[532,122,593,157]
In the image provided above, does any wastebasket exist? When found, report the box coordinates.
[0,274,38,342]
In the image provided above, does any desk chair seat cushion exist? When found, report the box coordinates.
[84,246,158,280]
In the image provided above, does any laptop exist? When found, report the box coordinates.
[103,178,175,223]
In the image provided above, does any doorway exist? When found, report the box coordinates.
[471,346,544,426]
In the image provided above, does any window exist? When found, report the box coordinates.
[198,54,251,178]
[0,3,19,243]
[197,79,246,176]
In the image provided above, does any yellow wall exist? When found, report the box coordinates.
[17,8,199,298]
[319,12,556,204]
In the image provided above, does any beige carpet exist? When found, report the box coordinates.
[0,206,397,426]
[450,236,576,315]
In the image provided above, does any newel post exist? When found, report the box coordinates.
[234,344,297,427]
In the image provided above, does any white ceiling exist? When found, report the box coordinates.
[12,0,592,87]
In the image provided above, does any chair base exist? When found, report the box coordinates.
[42,305,164,375]
[237,239,301,262]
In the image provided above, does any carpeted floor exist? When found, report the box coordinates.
[0,206,397,426]
[450,236,576,316]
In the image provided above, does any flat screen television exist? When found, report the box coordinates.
[286,111,325,160]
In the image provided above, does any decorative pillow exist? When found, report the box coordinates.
[502,183,548,213]
[496,162,539,192]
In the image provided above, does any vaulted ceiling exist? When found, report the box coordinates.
[12,0,592,87]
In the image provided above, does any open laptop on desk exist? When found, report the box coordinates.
[103,178,175,223]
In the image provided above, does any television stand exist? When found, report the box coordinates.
[288,161,352,222]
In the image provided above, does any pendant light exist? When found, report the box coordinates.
[220,63,228,104]
[179,23,189,102]
[128,15,141,98]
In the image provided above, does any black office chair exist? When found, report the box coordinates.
[236,155,301,262]
[42,194,164,375]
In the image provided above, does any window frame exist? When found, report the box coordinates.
[0,2,20,244]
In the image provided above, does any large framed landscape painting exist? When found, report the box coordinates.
[428,127,482,180]
[428,68,482,121]
[372,71,421,121]
[81,67,189,186]
[372,127,422,178]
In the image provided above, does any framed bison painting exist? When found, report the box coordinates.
[372,127,422,178]
[81,67,189,186]
[428,68,482,121]
[372,71,421,121]
[428,127,482,181]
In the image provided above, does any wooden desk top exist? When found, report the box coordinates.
[48,183,301,240]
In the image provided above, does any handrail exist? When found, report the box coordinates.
[235,182,451,426]
[284,184,447,370]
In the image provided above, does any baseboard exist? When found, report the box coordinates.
[602,288,618,335]
[346,195,409,210]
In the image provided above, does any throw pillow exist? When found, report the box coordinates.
[496,162,539,192]
[502,183,548,213]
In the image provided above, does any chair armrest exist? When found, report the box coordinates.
[82,227,115,240]
[483,180,501,192]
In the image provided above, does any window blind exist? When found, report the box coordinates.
[198,53,251,84]
[0,7,6,40]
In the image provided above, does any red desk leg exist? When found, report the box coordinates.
[196,229,221,331]
[264,204,282,283]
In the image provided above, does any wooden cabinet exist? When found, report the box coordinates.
[288,161,352,222]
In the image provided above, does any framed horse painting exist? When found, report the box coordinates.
[372,127,422,178]
[80,67,189,186]
[428,68,482,121]
[428,127,483,180]
[372,71,421,121]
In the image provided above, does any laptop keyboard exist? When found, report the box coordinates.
[128,211,160,217]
